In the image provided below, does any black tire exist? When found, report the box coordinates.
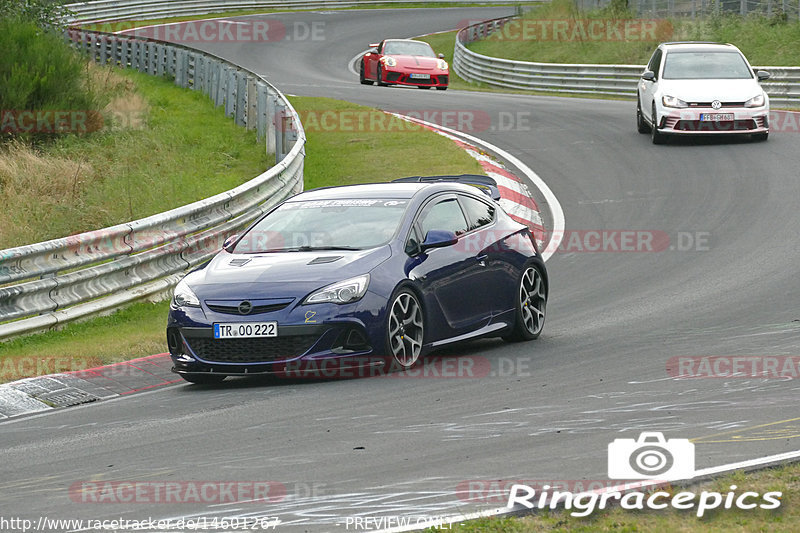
[180,373,226,385]
[651,103,666,145]
[752,132,768,141]
[637,99,650,133]
[436,86,448,91]
[385,288,425,370]
[503,266,546,342]
[376,65,388,86]
[359,60,373,85]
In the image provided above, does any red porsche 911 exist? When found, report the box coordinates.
[360,39,449,90]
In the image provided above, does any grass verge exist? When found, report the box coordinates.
[465,0,800,66]
[0,96,482,383]
[0,65,267,249]
[436,461,799,532]
[79,2,529,33]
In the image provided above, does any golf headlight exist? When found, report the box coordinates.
[381,57,397,67]
[662,95,688,108]
[745,93,765,108]
[437,59,448,70]
[305,274,370,305]
[172,279,200,308]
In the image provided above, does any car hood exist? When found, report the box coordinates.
[186,246,391,299]
[659,78,763,103]
[388,54,440,70]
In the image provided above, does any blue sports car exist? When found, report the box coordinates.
[167,175,547,383]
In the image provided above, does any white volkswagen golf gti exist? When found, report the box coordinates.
[636,42,770,144]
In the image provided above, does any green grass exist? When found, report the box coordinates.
[435,462,800,532]
[80,2,531,33]
[0,66,268,249]
[0,96,481,383]
[464,0,800,66]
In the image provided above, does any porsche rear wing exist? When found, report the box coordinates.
[393,174,501,201]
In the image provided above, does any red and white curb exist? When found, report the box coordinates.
[0,353,176,419]
[389,112,564,260]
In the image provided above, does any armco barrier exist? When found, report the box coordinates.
[64,0,528,23]
[0,26,305,341]
[453,16,800,106]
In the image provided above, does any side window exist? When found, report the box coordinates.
[647,49,663,79]
[418,198,469,239]
[459,195,495,231]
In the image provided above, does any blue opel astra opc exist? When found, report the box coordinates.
[167,176,547,383]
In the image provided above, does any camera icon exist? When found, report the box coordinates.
[608,432,695,480]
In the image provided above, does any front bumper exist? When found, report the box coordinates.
[657,107,769,135]
[381,69,448,87]
[167,292,390,377]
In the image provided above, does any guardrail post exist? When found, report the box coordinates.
[147,42,157,76]
[225,68,236,119]
[215,63,225,108]
[246,77,257,132]
[156,44,166,77]
[275,102,286,163]
[266,90,277,156]
[236,72,247,127]
[175,49,188,88]
[256,82,268,142]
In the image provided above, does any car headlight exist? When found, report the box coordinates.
[745,93,765,108]
[381,57,397,67]
[172,278,200,308]
[304,274,370,305]
[662,95,688,108]
[437,59,448,70]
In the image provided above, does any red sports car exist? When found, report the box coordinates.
[360,39,449,90]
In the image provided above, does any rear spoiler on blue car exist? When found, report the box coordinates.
[392,174,501,201]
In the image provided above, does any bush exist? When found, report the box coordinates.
[0,17,100,140]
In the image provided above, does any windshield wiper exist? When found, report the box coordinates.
[250,245,363,253]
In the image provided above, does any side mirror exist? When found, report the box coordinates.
[420,230,458,251]
[222,234,238,252]
[438,53,445,59]
[756,70,770,81]
[641,70,656,81]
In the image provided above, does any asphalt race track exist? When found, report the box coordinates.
[3,7,800,531]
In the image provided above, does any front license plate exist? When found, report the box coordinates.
[409,73,430,79]
[700,113,734,121]
[214,322,277,339]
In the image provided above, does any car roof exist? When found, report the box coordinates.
[289,181,491,202]
[660,42,740,53]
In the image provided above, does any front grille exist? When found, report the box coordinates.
[386,72,402,82]
[185,335,318,363]
[687,102,745,108]
[205,302,290,315]
[674,119,757,132]
[438,75,448,85]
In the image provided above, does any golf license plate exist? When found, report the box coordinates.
[700,113,734,121]
[214,322,277,339]
[410,73,430,79]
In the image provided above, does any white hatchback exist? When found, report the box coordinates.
[636,42,770,143]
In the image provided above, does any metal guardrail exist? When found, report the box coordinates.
[0,27,306,340]
[64,0,525,23]
[453,16,800,106]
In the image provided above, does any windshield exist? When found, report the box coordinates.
[383,41,436,57]
[233,199,410,253]
[662,51,753,80]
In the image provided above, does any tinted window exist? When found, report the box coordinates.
[382,41,436,57]
[419,198,469,239]
[647,49,663,78]
[460,195,495,231]
[234,199,408,252]
[662,51,753,80]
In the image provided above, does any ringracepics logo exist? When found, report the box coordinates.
[608,432,694,480]
[506,432,782,517]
